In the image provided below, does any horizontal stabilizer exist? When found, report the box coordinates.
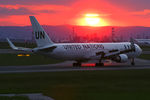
[6,38,32,52]
[7,38,18,50]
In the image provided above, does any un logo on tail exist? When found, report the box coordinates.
[35,31,45,39]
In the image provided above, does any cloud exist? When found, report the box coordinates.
[132,9,150,15]
[0,5,70,14]
[0,21,17,26]
[0,7,34,16]
[107,0,150,11]
[39,10,58,14]
[0,0,78,6]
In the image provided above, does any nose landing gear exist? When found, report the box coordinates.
[131,58,135,66]
[73,63,81,67]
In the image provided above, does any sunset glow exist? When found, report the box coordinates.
[85,17,100,26]
[0,0,150,26]
[77,14,108,27]
[85,14,100,26]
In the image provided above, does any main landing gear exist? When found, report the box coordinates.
[95,59,104,67]
[73,59,104,67]
[73,62,104,67]
[95,63,104,67]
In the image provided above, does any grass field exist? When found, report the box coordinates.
[138,54,150,60]
[0,54,63,66]
[0,70,150,100]
[141,45,150,51]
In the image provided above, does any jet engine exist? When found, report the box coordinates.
[113,54,128,63]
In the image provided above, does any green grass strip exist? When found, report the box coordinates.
[0,54,63,66]
[138,54,150,60]
[0,70,150,100]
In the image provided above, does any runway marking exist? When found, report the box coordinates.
[0,66,150,74]
[0,93,54,100]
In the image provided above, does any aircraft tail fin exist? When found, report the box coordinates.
[29,16,53,47]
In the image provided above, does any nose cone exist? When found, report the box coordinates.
[136,44,142,56]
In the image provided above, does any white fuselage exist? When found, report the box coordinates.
[135,39,150,46]
[34,42,142,62]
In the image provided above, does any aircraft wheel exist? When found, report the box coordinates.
[95,63,104,67]
[131,62,135,66]
[73,63,81,67]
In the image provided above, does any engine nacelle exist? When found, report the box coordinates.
[113,54,128,63]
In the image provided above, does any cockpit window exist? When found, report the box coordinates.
[127,45,130,49]
[124,45,127,49]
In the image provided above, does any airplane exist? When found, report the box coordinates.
[7,16,142,67]
[135,39,150,46]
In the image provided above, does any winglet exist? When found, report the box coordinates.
[6,38,18,50]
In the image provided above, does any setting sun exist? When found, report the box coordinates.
[85,14,100,26]
[77,13,108,27]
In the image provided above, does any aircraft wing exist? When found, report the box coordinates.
[96,38,136,59]
[96,48,133,60]
[7,38,32,52]
[35,46,57,53]
[108,49,133,58]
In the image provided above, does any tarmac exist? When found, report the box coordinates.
[0,93,54,100]
[0,58,149,74]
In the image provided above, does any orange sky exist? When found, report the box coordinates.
[0,0,150,26]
